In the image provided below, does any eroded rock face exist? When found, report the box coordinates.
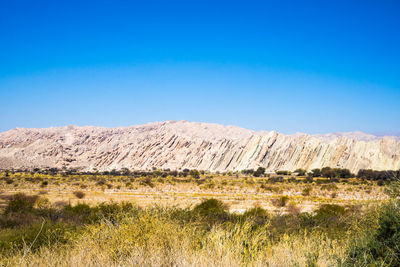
[0,121,399,172]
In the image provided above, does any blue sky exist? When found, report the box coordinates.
[1,0,399,134]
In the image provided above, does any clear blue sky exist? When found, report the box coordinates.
[1,0,399,134]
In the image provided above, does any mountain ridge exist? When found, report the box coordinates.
[1,120,399,172]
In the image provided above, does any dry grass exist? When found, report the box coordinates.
[6,230,344,267]
[0,172,387,214]
[0,171,398,266]
[0,205,347,267]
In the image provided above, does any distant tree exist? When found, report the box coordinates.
[170,170,178,177]
[321,167,335,178]
[357,169,400,181]
[337,168,352,178]
[253,167,266,177]
[319,167,353,179]
[48,168,59,175]
[275,170,291,175]
[153,169,162,177]
[310,168,321,177]
[121,168,131,176]
[110,169,120,176]
[241,169,254,175]
[294,168,306,176]
[189,169,200,179]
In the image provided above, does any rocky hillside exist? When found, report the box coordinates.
[0,121,399,172]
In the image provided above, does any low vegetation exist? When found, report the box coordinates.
[0,190,398,266]
[0,168,398,266]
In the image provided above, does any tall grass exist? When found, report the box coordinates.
[0,192,398,266]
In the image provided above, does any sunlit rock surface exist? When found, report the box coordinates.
[0,121,399,172]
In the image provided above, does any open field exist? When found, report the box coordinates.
[0,171,389,213]
[0,170,399,266]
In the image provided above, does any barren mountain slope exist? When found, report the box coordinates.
[0,121,399,172]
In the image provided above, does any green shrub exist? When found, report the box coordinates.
[189,169,200,179]
[275,170,291,175]
[294,168,307,176]
[193,199,228,217]
[253,167,266,177]
[4,194,39,214]
[0,222,78,254]
[91,202,138,224]
[243,207,268,218]
[313,204,347,229]
[63,203,92,223]
[344,200,400,266]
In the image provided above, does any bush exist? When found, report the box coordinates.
[193,199,228,217]
[344,200,400,266]
[302,186,312,196]
[253,167,266,177]
[189,169,200,179]
[267,176,283,184]
[294,168,306,176]
[305,176,314,183]
[0,222,77,254]
[309,169,321,177]
[73,191,85,199]
[275,170,291,175]
[313,204,346,226]
[271,196,289,207]
[241,169,254,175]
[242,207,269,225]
[140,177,154,187]
[321,167,353,178]
[357,169,400,181]
[4,194,39,214]
[243,207,268,218]
[90,202,138,224]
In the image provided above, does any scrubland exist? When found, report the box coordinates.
[0,170,399,266]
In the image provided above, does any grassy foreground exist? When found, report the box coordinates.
[0,189,399,267]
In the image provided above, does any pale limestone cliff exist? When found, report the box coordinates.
[0,121,399,173]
